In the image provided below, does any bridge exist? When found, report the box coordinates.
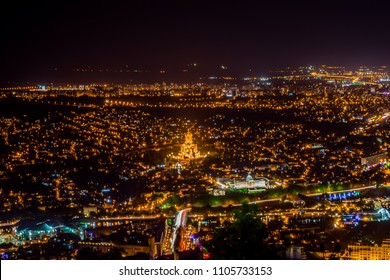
[98,215,163,221]
[377,208,390,221]
[0,220,19,228]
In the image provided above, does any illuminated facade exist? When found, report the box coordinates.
[361,152,387,166]
[342,239,390,260]
[216,175,274,191]
[78,237,159,258]
[286,245,307,260]
[178,131,201,160]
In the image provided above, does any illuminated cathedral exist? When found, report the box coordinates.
[178,131,201,160]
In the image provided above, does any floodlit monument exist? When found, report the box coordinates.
[178,131,201,160]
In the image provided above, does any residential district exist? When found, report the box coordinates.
[1,65,390,260]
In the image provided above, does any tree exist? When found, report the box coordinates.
[102,247,124,259]
[76,247,101,260]
[205,203,279,259]
[76,247,124,260]
[373,172,385,187]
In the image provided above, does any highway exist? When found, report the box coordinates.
[171,208,191,252]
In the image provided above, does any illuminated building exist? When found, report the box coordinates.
[361,152,387,166]
[216,175,276,192]
[83,205,98,217]
[178,131,201,160]
[16,222,55,241]
[342,239,390,260]
[78,237,159,258]
[286,245,307,260]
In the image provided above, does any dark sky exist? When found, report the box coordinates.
[1,0,390,84]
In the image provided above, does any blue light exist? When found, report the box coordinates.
[1,252,9,260]
[355,216,360,221]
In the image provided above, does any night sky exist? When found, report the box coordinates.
[1,0,390,84]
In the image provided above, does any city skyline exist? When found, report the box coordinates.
[2,0,390,262]
[1,71,390,260]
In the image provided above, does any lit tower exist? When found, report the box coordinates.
[178,131,201,160]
